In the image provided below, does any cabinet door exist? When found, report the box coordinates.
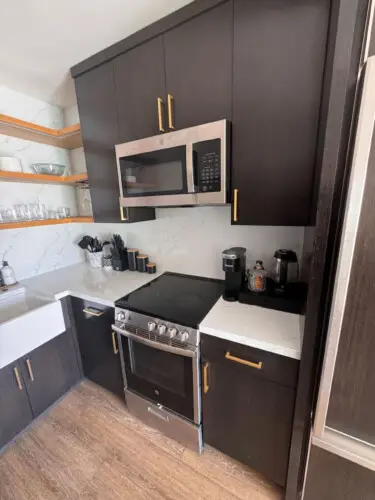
[71,298,124,400]
[20,330,81,418]
[164,1,233,130]
[231,0,329,225]
[201,336,296,486]
[75,62,155,223]
[0,361,33,449]
[114,36,166,142]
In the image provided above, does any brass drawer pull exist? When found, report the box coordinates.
[26,359,34,381]
[14,367,23,390]
[83,308,104,317]
[233,189,239,222]
[157,97,165,132]
[225,351,262,370]
[203,362,210,393]
[120,205,128,221]
[112,331,119,355]
[167,94,175,130]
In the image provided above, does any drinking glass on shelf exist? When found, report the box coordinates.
[35,203,47,220]
[57,207,71,219]
[14,204,28,221]
[48,210,58,219]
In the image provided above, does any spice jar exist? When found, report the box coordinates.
[247,260,267,292]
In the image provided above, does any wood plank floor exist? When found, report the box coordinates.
[0,380,283,500]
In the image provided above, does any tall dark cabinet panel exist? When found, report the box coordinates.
[75,63,155,223]
[19,331,81,418]
[231,0,330,225]
[163,1,233,130]
[304,446,375,500]
[0,361,33,449]
[326,128,375,444]
[114,36,167,142]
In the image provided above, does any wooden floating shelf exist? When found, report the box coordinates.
[0,217,93,230]
[0,170,88,186]
[0,114,82,149]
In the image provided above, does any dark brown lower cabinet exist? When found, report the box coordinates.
[201,334,298,487]
[304,446,375,500]
[71,298,124,399]
[0,361,33,449]
[19,330,81,418]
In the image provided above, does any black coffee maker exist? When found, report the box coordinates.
[222,247,246,301]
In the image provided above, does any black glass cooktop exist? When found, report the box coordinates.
[115,272,224,328]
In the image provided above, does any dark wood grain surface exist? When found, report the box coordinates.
[231,0,329,226]
[0,361,33,449]
[20,330,81,418]
[304,445,375,500]
[286,1,369,498]
[327,121,375,443]
[114,36,166,142]
[164,1,233,130]
[201,338,296,487]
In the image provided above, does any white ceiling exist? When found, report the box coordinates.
[0,0,194,108]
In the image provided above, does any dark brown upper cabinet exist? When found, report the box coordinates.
[231,0,330,226]
[114,36,167,142]
[75,62,155,223]
[163,1,233,130]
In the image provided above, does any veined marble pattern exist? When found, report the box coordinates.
[85,206,305,280]
[0,224,85,280]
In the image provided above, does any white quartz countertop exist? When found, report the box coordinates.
[22,263,161,307]
[199,297,303,360]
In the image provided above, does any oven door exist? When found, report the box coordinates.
[117,328,199,424]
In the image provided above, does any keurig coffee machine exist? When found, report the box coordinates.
[222,247,246,301]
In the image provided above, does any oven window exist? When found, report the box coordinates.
[129,340,187,397]
[119,146,187,197]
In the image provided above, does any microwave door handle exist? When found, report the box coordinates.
[112,324,197,358]
[186,143,197,193]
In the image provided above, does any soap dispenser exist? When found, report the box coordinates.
[1,261,17,286]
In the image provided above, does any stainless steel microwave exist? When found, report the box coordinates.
[115,119,230,208]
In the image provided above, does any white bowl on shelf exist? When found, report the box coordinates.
[0,157,23,172]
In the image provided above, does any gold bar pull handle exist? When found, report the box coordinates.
[157,97,165,132]
[83,308,104,317]
[26,359,34,381]
[167,94,175,130]
[14,367,23,390]
[233,189,239,222]
[112,331,119,355]
[203,362,210,394]
[120,205,128,221]
[225,351,262,370]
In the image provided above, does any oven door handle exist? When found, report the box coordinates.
[112,324,197,358]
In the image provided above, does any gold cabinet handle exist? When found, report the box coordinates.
[225,351,262,370]
[83,308,104,317]
[233,189,239,222]
[14,367,23,390]
[120,205,128,221]
[203,362,210,394]
[167,94,175,130]
[112,331,119,355]
[26,359,34,381]
[157,97,165,132]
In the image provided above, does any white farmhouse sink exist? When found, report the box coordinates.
[0,286,66,369]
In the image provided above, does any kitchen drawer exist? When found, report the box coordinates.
[201,334,299,389]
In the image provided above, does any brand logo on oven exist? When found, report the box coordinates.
[154,389,160,396]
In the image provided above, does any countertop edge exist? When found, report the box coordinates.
[199,325,301,360]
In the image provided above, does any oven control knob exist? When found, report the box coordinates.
[167,327,177,338]
[177,331,189,342]
[117,311,126,321]
[148,321,157,332]
[158,324,167,335]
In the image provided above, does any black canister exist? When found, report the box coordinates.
[127,248,139,271]
[137,254,149,273]
[146,262,157,274]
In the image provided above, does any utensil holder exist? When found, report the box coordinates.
[87,251,104,268]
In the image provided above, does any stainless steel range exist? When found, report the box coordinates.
[112,272,224,453]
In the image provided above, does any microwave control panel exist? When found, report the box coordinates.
[193,139,221,193]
